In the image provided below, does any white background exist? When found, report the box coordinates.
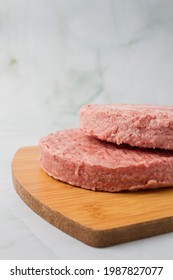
[0,0,173,259]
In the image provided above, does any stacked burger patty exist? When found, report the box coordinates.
[39,104,173,192]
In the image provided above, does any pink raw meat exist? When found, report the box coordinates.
[39,128,173,192]
[80,104,173,150]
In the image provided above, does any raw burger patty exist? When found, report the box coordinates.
[80,104,173,150]
[39,128,173,192]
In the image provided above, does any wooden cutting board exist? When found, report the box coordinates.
[12,146,173,247]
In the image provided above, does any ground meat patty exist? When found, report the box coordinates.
[80,104,173,150]
[39,128,173,192]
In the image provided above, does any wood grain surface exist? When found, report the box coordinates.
[12,146,173,247]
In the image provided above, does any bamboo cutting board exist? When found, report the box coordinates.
[12,146,173,247]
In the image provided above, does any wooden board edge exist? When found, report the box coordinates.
[12,171,173,248]
[11,147,173,248]
[12,170,105,248]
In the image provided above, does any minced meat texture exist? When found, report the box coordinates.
[80,104,173,150]
[39,128,173,192]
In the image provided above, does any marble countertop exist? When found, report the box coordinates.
[1,0,173,259]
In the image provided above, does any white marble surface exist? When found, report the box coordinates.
[1,0,173,259]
